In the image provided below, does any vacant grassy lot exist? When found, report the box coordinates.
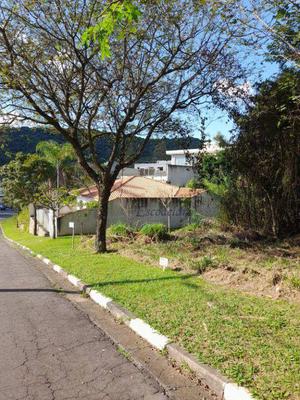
[110,222,300,304]
[1,217,300,400]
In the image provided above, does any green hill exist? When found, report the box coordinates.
[0,127,201,165]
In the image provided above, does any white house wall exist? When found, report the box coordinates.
[55,194,219,236]
[109,198,190,229]
[170,154,188,165]
[36,208,50,232]
[166,164,195,186]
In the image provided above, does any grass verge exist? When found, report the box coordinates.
[1,217,300,400]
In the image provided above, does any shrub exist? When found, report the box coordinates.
[229,237,250,249]
[290,275,300,290]
[107,223,134,238]
[191,256,216,274]
[189,210,214,228]
[86,200,98,209]
[186,178,200,189]
[190,210,204,225]
[17,207,29,233]
[180,223,200,232]
[140,223,168,241]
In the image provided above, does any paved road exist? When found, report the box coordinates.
[0,235,167,400]
[0,209,15,221]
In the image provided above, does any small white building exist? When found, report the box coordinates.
[133,160,168,178]
[166,144,220,165]
[134,145,220,186]
[166,148,199,166]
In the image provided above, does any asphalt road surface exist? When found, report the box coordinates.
[0,208,15,221]
[0,233,168,400]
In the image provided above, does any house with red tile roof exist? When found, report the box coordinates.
[77,176,205,203]
[53,177,218,236]
[31,176,218,236]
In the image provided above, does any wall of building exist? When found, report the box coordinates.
[57,208,98,235]
[133,161,196,186]
[36,208,51,232]
[110,198,192,229]
[170,154,188,165]
[135,160,168,170]
[0,182,4,203]
[134,161,168,179]
[166,164,195,186]
[192,192,219,219]
[57,198,190,235]
[29,206,52,237]
[118,168,140,177]
[55,193,219,236]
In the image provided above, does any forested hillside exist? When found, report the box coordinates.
[0,127,201,165]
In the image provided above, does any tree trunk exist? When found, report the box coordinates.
[95,184,112,253]
[264,189,278,238]
[33,204,37,236]
[50,209,57,239]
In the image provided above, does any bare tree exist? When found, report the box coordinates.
[219,0,300,67]
[0,0,245,252]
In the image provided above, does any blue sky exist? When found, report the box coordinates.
[204,58,280,141]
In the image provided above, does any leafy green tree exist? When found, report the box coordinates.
[199,151,232,186]
[214,132,229,149]
[228,69,300,237]
[0,153,55,234]
[36,141,76,188]
[35,184,76,238]
[231,0,300,67]
[0,0,245,252]
[260,0,300,66]
[82,0,141,59]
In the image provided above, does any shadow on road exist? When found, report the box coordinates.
[0,288,80,294]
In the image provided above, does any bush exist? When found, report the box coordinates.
[191,256,216,274]
[229,237,250,249]
[17,208,29,233]
[189,210,214,228]
[290,275,300,290]
[186,178,200,189]
[107,224,134,238]
[179,223,200,232]
[140,223,168,241]
[86,200,98,209]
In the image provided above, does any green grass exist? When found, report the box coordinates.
[290,275,300,290]
[2,217,300,400]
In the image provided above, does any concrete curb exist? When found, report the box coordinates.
[1,231,255,400]
[88,289,112,309]
[129,318,170,351]
[167,343,227,396]
[107,301,136,322]
[223,383,254,400]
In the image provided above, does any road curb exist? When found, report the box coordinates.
[167,343,227,397]
[107,301,136,322]
[129,318,170,350]
[88,289,113,309]
[1,231,255,400]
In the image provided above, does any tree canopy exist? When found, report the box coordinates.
[0,0,245,251]
[0,153,54,211]
[229,69,299,237]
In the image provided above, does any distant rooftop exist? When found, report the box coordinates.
[166,148,199,155]
[166,143,220,156]
[78,176,204,201]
